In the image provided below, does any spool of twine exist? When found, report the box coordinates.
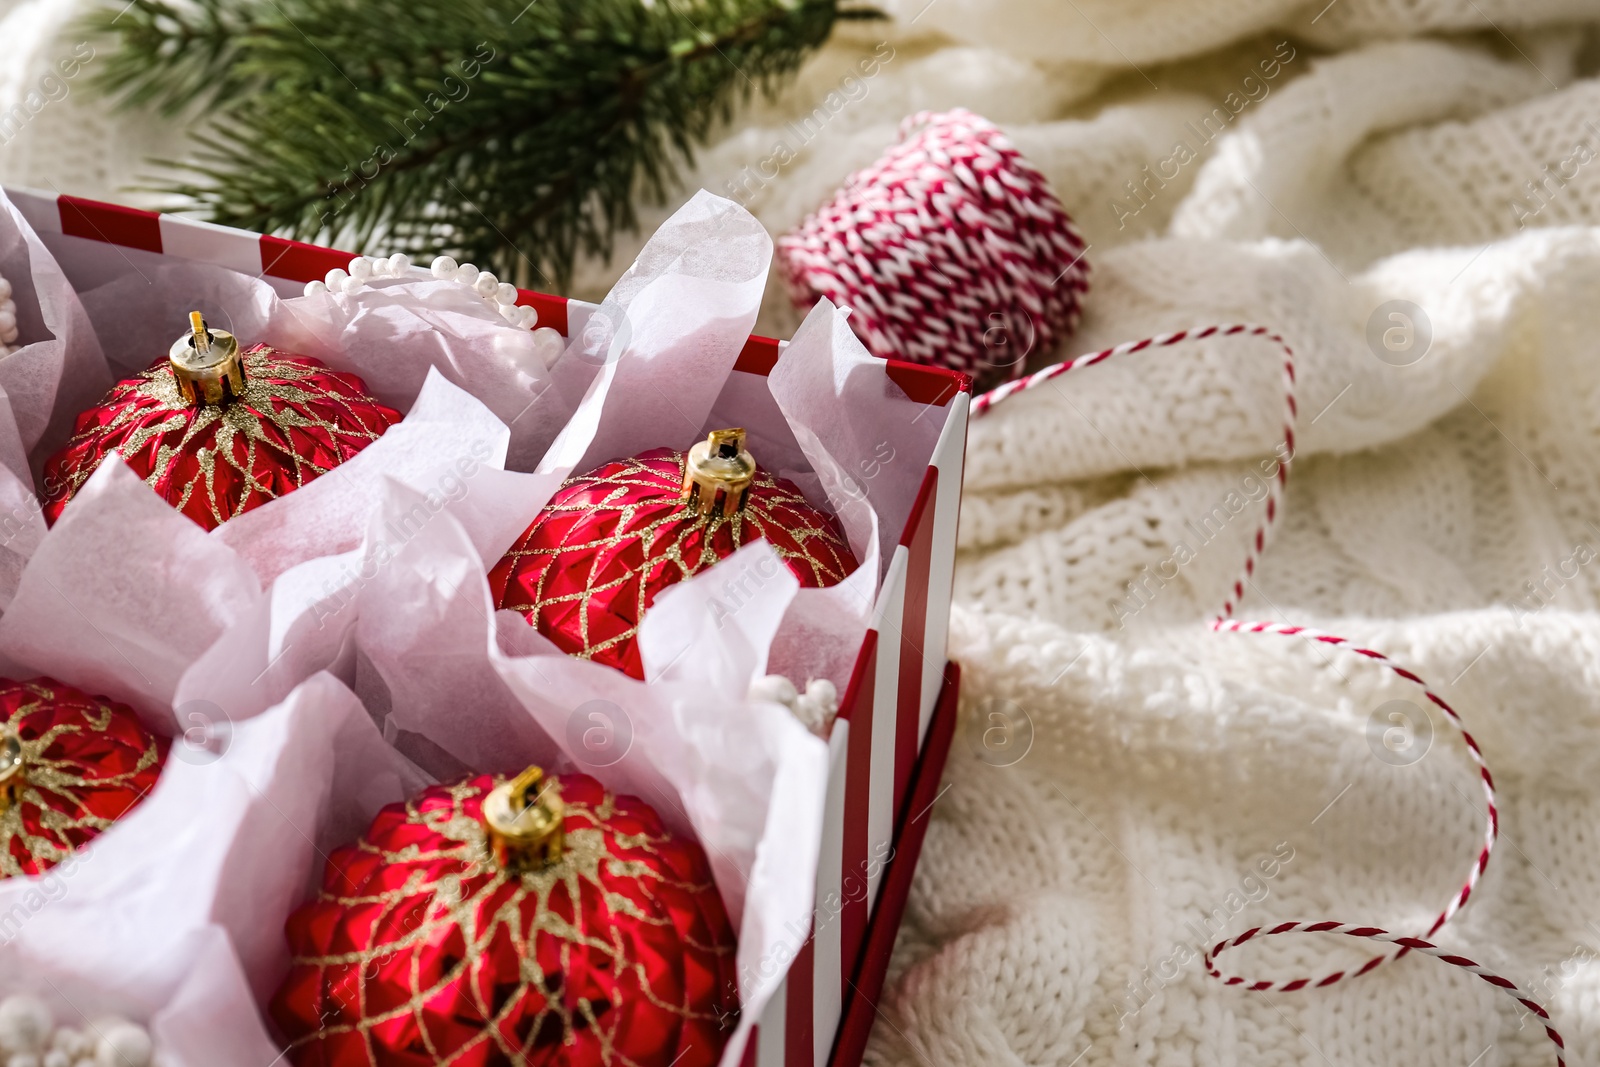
[778,109,1089,388]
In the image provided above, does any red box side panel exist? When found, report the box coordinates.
[828,662,960,1067]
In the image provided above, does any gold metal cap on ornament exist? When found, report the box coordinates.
[483,766,564,872]
[682,428,755,518]
[0,728,22,813]
[169,311,245,406]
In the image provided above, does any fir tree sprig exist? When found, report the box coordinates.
[91,0,874,285]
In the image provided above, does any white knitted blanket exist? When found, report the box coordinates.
[8,1,1600,1065]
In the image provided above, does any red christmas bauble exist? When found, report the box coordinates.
[271,767,739,1067]
[490,429,858,679]
[0,677,167,879]
[42,317,401,532]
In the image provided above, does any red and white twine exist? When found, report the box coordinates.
[1206,925,1565,1066]
[778,109,1089,384]
[972,326,1559,1059]
[975,324,1297,626]
[1207,620,1498,988]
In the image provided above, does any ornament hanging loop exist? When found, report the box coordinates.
[683,428,755,518]
[169,311,245,406]
[483,765,564,872]
[0,728,22,813]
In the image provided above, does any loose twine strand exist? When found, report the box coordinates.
[973,327,1560,1064]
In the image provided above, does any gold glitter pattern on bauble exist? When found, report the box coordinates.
[0,678,166,879]
[271,772,740,1067]
[41,345,401,531]
[489,447,858,679]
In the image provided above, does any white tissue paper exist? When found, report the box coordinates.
[0,193,113,607]
[0,184,950,1066]
[0,208,577,722]
[0,455,262,725]
[341,197,946,1064]
[0,193,110,463]
[352,480,831,1067]
[0,193,572,1058]
[0,184,916,723]
[0,671,423,1067]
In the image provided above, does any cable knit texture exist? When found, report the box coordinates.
[10,2,1600,1065]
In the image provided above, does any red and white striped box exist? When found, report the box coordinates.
[3,187,968,1067]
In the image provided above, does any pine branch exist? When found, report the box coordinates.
[89,0,865,286]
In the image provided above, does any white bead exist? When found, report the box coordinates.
[530,327,563,366]
[498,303,522,325]
[792,677,840,734]
[387,253,412,275]
[0,298,13,314]
[452,263,480,287]
[492,329,538,370]
[0,326,17,344]
[94,1023,151,1067]
[323,268,348,288]
[0,311,14,334]
[43,1051,68,1067]
[8,1053,40,1067]
[0,996,52,1053]
[0,278,11,301]
[303,280,328,297]
[430,255,457,279]
[798,679,840,727]
[50,1030,86,1057]
[347,256,373,280]
[519,306,540,329]
[495,282,518,306]
[748,675,799,707]
[804,678,838,710]
[472,271,498,296]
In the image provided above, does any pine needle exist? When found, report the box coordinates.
[90,0,855,286]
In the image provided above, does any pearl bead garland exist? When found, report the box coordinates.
[0,994,157,1067]
[303,254,540,330]
[0,274,22,356]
